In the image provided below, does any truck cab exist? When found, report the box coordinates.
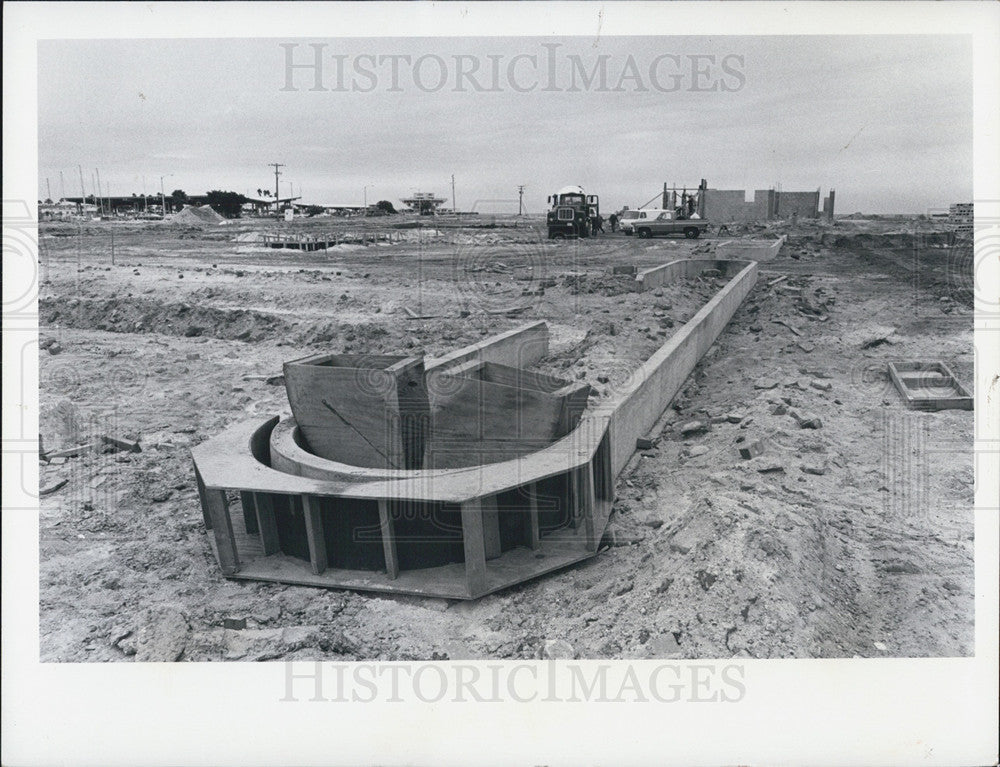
[547,185,599,239]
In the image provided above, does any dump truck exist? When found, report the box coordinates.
[547,185,599,239]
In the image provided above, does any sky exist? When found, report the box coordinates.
[38,35,972,214]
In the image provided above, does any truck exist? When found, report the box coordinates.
[547,185,599,239]
[631,210,709,239]
[619,208,669,236]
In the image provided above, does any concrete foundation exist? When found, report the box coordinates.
[191,260,758,598]
[714,236,786,261]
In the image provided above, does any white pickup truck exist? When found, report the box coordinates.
[626,210,709,239]
[619,209,667,236]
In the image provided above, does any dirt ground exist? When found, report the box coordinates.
[37,215,975,662]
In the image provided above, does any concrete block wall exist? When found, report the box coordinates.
[703,190,753,222]
[822,190,836,222]
[774,191,821,219]
[703,187,826,222]
[752,189,776,220]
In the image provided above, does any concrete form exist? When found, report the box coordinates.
[191,260,758,598]
[887,361,972,411]
[714,236,786,261]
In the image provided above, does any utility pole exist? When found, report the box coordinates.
[270,163,284,215]
[46,177,52,203]
[517,185,525,216]
[95,168,104,217]
[451,174,457,214]
[78,165,86,213]
[59,170,65,201]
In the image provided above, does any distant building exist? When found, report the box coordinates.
[291,202,367,216]
[949,203,973,237]
[400,192,448,215]
[38,200,86,221]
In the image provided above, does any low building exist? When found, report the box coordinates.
[400,192,448,215]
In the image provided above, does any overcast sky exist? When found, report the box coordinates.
[38,35,972,214]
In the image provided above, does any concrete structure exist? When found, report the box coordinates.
[774,190,821,219]
[191,261,758,598]
[887,361,972,411]
[702,187,832,222]
[822,190,836,222]
[701,190,748,222]
[714,236,787,262]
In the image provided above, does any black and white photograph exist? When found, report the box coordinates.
[3,3,998,766]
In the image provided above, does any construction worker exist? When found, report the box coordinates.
[594,214,605,234]
[609,213,619,233]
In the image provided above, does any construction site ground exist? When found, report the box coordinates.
[37,216,975,662]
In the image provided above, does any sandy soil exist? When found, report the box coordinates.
[37,215,974,662]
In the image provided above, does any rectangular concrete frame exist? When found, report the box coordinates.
[887,360,973,411]
[714,235,786,262]
[192,261,758,598]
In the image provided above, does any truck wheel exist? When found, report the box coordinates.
[551,232,566,240]
[637,228,651,239]
[684,228,700,239]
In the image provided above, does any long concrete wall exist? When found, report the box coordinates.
[715,236,786,261]
[704,188,823,221]
[636,258,745,290]
[607,260,758,475]
[775,191,821,219]
[428,320,548,373]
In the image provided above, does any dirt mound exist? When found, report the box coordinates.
[39,295,393,347]
[170,206,226,226]
[41,296,287,341]
[829,230,953,250]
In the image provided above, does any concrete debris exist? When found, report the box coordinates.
[44,443,95,459]
[223,617,247,630]
[739,440,766,459]
[756,462,785,473]
[800,463,828,476]
[679,420,710,436]
[101,434,141,453]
